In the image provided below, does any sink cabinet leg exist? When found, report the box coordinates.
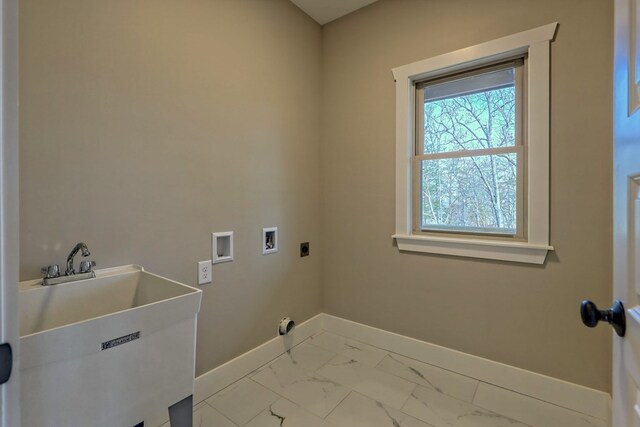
[168,395,193,427]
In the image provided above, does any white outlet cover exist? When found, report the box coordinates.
[198,260,212,285]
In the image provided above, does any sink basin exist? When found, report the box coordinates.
[20,264,199,337]
[19,265,202,427]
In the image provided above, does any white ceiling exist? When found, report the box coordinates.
[289,0,379,25]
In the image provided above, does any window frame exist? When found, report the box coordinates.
[392,23,557,264]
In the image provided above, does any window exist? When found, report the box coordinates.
[414,60,524,237]
[392,23,557,264]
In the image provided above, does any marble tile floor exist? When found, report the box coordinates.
[163,331,608,427]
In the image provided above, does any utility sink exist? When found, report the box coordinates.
[19,265,202,427]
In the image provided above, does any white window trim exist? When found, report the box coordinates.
[392,23,557,264]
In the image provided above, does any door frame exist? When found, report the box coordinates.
[0,0,19,426]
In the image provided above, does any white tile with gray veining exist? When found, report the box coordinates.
[244,398,337,427]
[376,353,479,403]
[308,331,389,367]
[189,331,610,427]
[402,385,530,427]
[472,382,607,427]
[206,377,279,426]
[326,391,433,427]
[250,345,350,418]
[317,355,417,410]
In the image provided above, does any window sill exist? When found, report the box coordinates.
[393,234,553,264]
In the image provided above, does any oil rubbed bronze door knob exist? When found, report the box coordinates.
[580,299,626,337]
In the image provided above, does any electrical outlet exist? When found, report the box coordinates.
[198,260,212,285]
[300,242,310,257]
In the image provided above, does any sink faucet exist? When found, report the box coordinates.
[41,242,97,286]
[65,242,91,276]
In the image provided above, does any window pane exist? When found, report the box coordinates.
[422,68,516,154]
[420,153,518,234]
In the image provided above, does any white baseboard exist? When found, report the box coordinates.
[193,314,323,404]
[320,314,610,422]
[194,312,610,422]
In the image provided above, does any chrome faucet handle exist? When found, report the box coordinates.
[79,260,96,274]
[41,264,60,278]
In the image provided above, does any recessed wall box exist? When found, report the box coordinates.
[263,227,278,255]
[212,232,234,264]
[300,242,310,257]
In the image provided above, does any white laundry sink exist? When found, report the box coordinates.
[19,265,202,427]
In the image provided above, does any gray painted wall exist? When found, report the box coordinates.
[19,0,324,376]
[320,0,613,392]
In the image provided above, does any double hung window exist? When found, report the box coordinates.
[414,60,525,237]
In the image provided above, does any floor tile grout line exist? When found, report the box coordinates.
[398,382,419,412]
[305,339,342,356]
[373,353,388,369]
[324,330,386,350]
[200,401,240,427]
[192,400,207,412]
[470,379,480,404]
[322,389,355,421]
[247,376,291,405]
